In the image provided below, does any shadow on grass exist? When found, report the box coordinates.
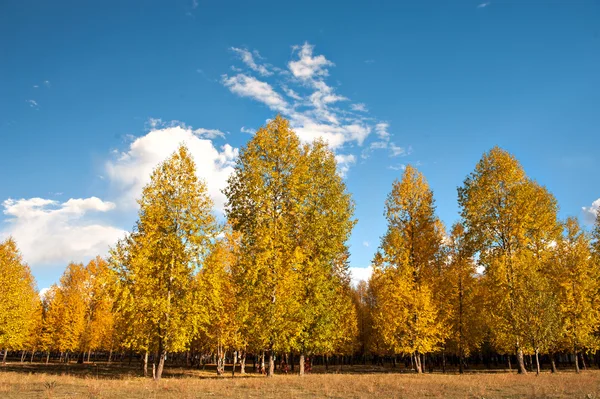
[0,362,260,380]
[3,362,568,380]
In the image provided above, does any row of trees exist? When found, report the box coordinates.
[367,148,600,375]
[1,116,599,379]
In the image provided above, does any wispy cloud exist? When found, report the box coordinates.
[192,0,198,9]
[222,74,288,112]
[43,80,51,88]
[240,126,255,135]
[351,103,368,112]
[193,128,226,139]
[26,99,39,109]
[477,2,491,8]
[388,164,406,171]
[221,42,409,174]
[230,47,273,77]
[364,59,375,64]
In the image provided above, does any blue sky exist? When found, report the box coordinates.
[1,0,599,289]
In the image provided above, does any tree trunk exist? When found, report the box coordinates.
[535,349,540,375]
[46,351,50,364]
[260,352,265,375]
[108,349,113,364]
[442,351,446,374]
[155,349,166,380]
[232,351,236,377]
[2,349,7,365]
[267,350,275,377]
[30,350,35,363]
[21,351,26,363]
[87,350,92,363]
[550,353,557,373]
[240,351,246,374]
[581,353,587,370]
[299,353,305,376]
[414,352,423,374]
[143,351,149,377]
[516,347,527,374]
[574,349,580,374]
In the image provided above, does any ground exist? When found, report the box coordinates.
[0,363,599,398]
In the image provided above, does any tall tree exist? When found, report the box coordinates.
[225,116,307,376]
[196,228,244,375]
[80,257,116,361]
[225,116,355,376]
[458,147,559,374]
[111,145,217,380]
[294,139,357,374]
[45,263,89,361]
[370,165,444,373]
[444,223,485,373]
[0,238,38,364]
[553,217,600,373]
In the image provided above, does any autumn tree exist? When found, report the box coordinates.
[225,116,356,376]
[48,263,89,361]
[80,257,116,362]
[444,223,485,373]
[111,145,217,380]
[552,217,600,372]
[370,165,444,373]
[196,228,245,375]
[0,238,38,364]
[294,140,357,374]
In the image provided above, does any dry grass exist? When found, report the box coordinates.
[0,363,599,398]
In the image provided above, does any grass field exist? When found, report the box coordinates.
[1,363,599,398]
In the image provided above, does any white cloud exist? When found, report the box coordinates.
[375,123,390,140]
[477,2,491,8]
[362,241,370,247]
[582,198,600,225]
[349,266,373,286]
[223,42,409,174]
[294,122,370,149]
[335,154,356,177]
[33,85,39,89]
[222,74,288,113]
[351,103,368,112]
[230,47,272,77]
[389,164,407,171]
[288,43,334,80]
[282,85,302,100]
[1,197,124,266]
[26,99,38,108]
[390,143,409,157]
[240,126,255,135]
[106,123,238,212]
[193,128,226,139]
